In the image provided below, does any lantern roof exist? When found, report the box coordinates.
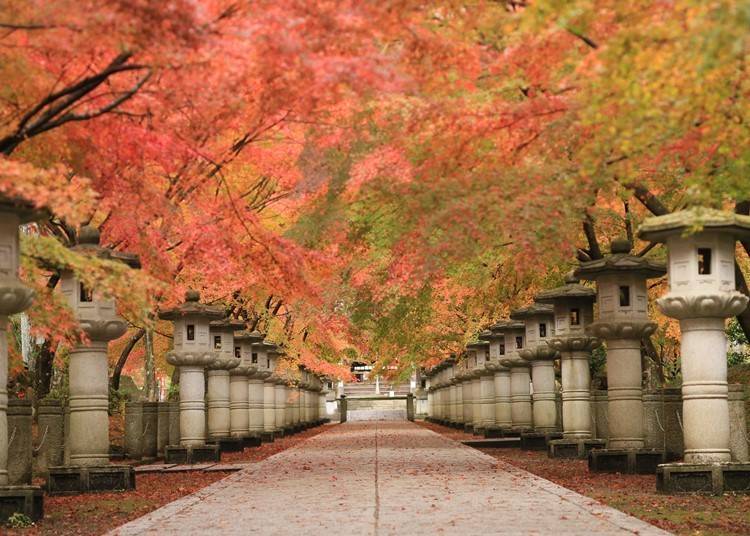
[210,317,246,331]
[510,302,554,320]
[70,226,141,268]
[478,329,493,341]
[534,272,596,303]
[575,238,665,280]
[234,329,265,343]
[0,194,47,223]
[466,340,489,351]
[157,290,226,320]
[638,207,750,243]
[489,319,525,332]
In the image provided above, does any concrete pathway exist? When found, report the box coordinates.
[110,422,670,536]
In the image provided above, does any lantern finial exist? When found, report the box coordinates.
[78,225,100,245]
[610,237,632,254]
[185,289,200,302]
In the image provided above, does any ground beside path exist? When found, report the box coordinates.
[110,421,670,536]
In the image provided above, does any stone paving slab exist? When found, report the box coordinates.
[134,464,177,474]
[110,422,671,536]
[162,463,216,473]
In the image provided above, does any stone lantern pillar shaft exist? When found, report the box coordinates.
[479,371,496,430]
[69,340,111,465]
[606,338,645,448]
[461,377,472,431]
[180,366,208,446]
[207,370,231,439]
[530,361,557,432]
[229,371,250,439]
[274,381,286,434]
[493,369,512,429]
[560,350,592,439]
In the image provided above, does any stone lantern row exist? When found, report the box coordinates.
[158,290,331,464]
[426,208,750,495]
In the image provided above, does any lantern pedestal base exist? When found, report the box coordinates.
[47,465,135,495]
[462,424,474,434]
[461,437,520,449]
[589,448,665,474]
[207,437,244,453]
[520,431,563,451]
[548,438,605,459]
[483,426,505,438]
[109,444,126,461]
[472,426,485,436]
[242,435,262,448]
[164,444,220,465]
[657,462,750,494]
[0,486,43,523]
[260,431,275,443]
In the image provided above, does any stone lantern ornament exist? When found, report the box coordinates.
[238,330,266,443]
[467,341,493,436]
[206,316,244,452]
[254,339,279,442]
[48,226,140,494]
[484,326,513,437]
[159,290,225,464]
[493,320,533,435]
[228,329,258,447]
[269,346,288,437]
[536,273,606,458]
[576,238,667,474]
[639,208,750,493]
[512,303,563,450]
[0,197,43,521]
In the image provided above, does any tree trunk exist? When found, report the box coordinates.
[33,273,60,403]
[110,328,145,392]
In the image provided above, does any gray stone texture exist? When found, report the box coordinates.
[124,401,144,460]
[7,398,32,485]
[142,401,158,460]
[34,399,64,476]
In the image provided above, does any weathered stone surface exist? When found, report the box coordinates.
[34,399,64,476]
[157,402,170,457]
[7,398,32,485]
[729,384,749,462]
[110,422,669,536]
[124,402,144,460]
[142,402,158,460]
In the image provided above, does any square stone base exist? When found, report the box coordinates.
[548,438,606,459]
[521,432,563,451]
[47,465,135,495]
[484,426,505,439]
[242,435,262,448]
[164,444,220,465]
[208,437,245,453]
[463,424,474,434]
[462,438,521,449]
[589,449,665,474]
[473,427,485,436]
[0,485,43,523]
[260,431,275,443]
[657,462,750,494]
[109,444,126,461]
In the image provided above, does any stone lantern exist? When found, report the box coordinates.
[484,327,513,437]
[256,340,279,441]
[159,290,224,464]
[493,320,533,434]
[0,198,42,520]
[576,238,666,473]
[48,226,139,493]
[639,208,750,493]
[229,329,258,447]
[268,346,287,436]
[468,340,494,435]
[513,302,563,450]
[458,357,473,432]
[536,273,605,458]
[206,317,244,452]
[446,360,458,427]
[239,330,266,442]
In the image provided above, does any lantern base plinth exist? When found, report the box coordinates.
[164,444,220,465]
[548,438,605,459]
[589,448,665,474]
[0,485,43,523]
[520,431,563,451]
[657,462,750,495]
[47,465,135,495]
[260,431,275,443]
[207,437,244,453]
[242,435,262,448]
[463,424,474,434]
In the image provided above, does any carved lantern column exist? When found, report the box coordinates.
[469,340,495,435]
[159,290,224,463]
[0,199,43,519]
[229,330,257,446]
[577,238,666,473]
[485,327,512,435]
[493,320,533,433]
[252,340,278,441]
[269,347,287,436]
[639,208,750,493]
[206,317,243,448]
[513,303,560,437]
[536,274,604,458]
[446,361,457,426]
